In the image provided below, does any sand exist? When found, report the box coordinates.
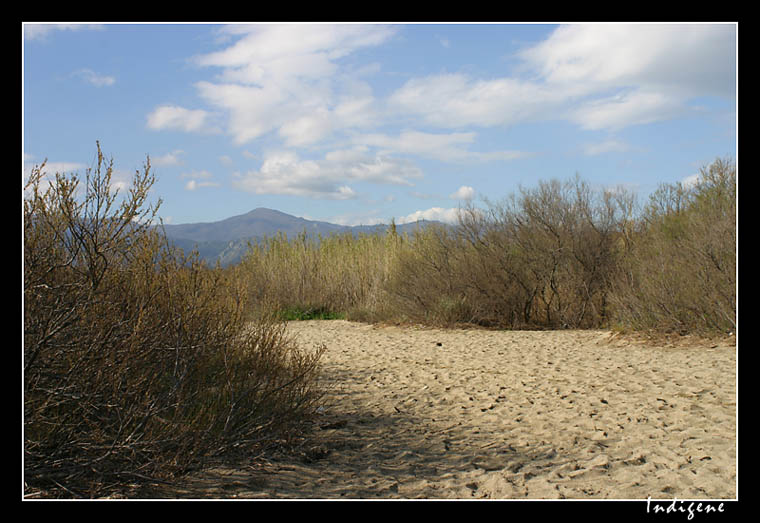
[161,320,737,500]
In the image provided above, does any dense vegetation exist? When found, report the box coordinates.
[23,143,735,498]
[23,144,325,498]
[238,161,736,335]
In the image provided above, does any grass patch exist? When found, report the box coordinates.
[277,307,346,321]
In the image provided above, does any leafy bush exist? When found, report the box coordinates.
[24,143,325,498]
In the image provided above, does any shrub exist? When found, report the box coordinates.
[24,143,325,498]
[229,160,734,337]
[385,176,635,329]
[609,158,736,335]
[238,227,402,322]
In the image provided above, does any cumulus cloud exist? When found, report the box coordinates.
[397,207,463,224]
[182,170,219,191]
[23,157,134,197]
[180,169,214,180]
[194,24,396,82]
[582,139,632,156]
[193,81,286,143]
[73,68,115,87]
[151,150,185,166]
[141,22,735,211]
[352,130,529,163]
[143,23,736,178]
[23,23,105,41]
[191,24,396,146]
[232,148,422,200]
[23,158,86,194]
[356,130,475,158]
[184,179,220,191]
[389,24,735,132]
[325,211,387,227]
[146,105,214,133]
[388,73,563,129]
[570,88,685,131]
[521,23,736,99]
[680,173,702,189]
[26,160,86,177]
[450,185,475,200]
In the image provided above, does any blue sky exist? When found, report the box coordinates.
[23,22,737,226]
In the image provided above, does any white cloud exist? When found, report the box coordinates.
[151,150,185,166]
[184,179,220,191]
[180,169,214,180]
[107,170,134,193]
[23,159,86,195]
[23,159,133,197]
[191,24,396,146]
[450,185,475,201]
[278,109,333,147]
[29,161,87,177]
[231,148,422,200]
[388,73,562,129]
[146,105,214,133]
[397,207,463,224]
[73,68,115,87]
[142,23,734,180]
[23,23,105,41]
[680,173,701,189]
[356,130,475,158]
[180,170,219,191]
[522,23,735,130]
[582,139,632,156]
[194,81,286,143]
[195,24,396,81]
[388,24,735,133]
[521,23,736,99]
[326,211,387,227]
[571,88,685,131]
[353,130,530,163]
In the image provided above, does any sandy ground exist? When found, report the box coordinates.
[159,320,736,500]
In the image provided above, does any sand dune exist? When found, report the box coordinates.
[164,320,736,499]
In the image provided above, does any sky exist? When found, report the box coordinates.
[23,22,737,226]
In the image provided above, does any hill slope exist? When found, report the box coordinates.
[159,208,438,267]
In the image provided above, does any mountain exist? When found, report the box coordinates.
[160,208,346,243]
[158,208,440,267]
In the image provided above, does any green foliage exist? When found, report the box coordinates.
[276,306,346,321]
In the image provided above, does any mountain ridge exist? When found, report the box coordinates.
[158,207,441,267]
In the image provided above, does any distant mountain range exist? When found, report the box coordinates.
[158,208,439,267]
